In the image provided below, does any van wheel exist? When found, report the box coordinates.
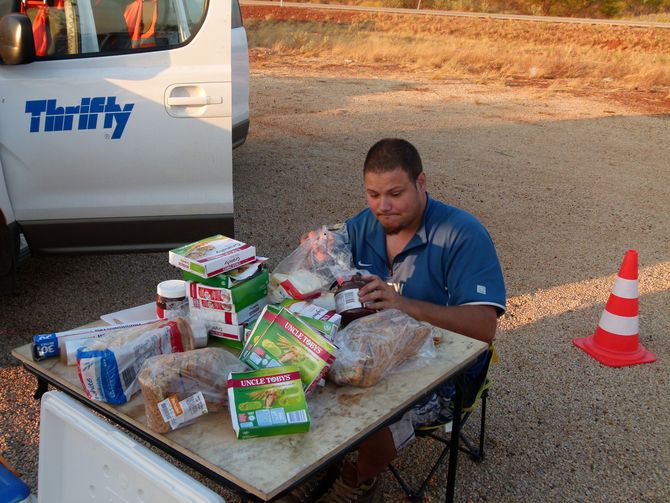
[0,224,18,295]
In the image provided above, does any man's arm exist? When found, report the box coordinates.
[358,275,498,344]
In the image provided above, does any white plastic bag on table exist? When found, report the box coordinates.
[138,348,248,433]
[268,226,355,302]
[76,317,199,405]
[328,309,435,387]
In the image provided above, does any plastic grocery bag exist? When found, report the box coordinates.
[268,226,356,302]
[328,309,435,387]
[76,318,196,405]
[138,348,248,433]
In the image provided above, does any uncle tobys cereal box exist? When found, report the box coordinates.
[240,306,337,393]
[169,235,256,278]
[280,299,341,340]
[228,366,310,439]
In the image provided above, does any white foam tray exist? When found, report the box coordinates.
[38,392,225,503]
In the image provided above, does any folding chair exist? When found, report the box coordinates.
[388,346,497,502]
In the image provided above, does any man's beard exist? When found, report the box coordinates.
[377,216,408,235]
[382,223,403,235]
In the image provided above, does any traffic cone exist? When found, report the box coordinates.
[573,250,656,367]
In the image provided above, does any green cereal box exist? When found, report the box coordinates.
[227,366,310,439]
[183,263,268,294]
[240,306,337,393]
[280,299,341,339]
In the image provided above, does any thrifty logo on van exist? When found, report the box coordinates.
[24,97,135,140]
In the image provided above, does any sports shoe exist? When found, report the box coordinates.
[316,475,382,503]
[276,462,341,503]
[415,399,454,432]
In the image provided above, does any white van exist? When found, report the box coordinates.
[0,0,249,291]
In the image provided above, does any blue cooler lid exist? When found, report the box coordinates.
[0,463,30,503]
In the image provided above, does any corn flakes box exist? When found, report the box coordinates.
[240,306,337,393]
[227,366,310,439]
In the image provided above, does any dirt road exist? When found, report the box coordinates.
[2,57,669,503]
[236,67,670,501]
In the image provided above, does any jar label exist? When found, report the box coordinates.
[156,295,186,319]
[335,288,364,313]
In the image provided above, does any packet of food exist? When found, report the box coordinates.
[280,298,341,339]
[240,306,337,393]
[268,227,354,302]
[328,309,434,387]
[138,348,248,433]
[76,318,195,405]
[169,235,256,278]
[227,366,310,439]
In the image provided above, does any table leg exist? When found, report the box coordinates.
[33,376,48,400]
[445,380,464,503]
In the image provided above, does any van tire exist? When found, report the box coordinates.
[0,223,18,295]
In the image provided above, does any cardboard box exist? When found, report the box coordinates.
[280,299,341,339]
[227,366,310,439]
[182,260,267,289]
[169,235,256,278]
[189,297,267,325]
[240,306,337,393]
[186,269,268,311]
[206,320,248,349]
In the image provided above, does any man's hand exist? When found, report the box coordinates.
[357,274,498,344]
[358,275,406,312]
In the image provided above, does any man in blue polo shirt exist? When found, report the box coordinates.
[314,138,506,503]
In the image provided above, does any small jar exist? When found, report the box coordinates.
[156,280,187,319]
[334,273,375,327]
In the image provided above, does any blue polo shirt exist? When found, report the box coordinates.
[345,195,506,315]
[344,195,506,389]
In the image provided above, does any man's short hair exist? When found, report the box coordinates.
[364,138,423,182]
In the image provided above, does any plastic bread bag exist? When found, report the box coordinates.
[268,226,356,303]
[138,348,249,433]
[328,309,435,387]
[76,317,200,405]
[62,305,207,366]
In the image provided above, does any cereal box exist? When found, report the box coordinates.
[189,296,267,325]
[186,269,268,311]
[280,299,341,339]
[227,366,310,439]
[169,235,256,278]
[182,259,268,289]
[206,320,248,349]
[240,306,337,393]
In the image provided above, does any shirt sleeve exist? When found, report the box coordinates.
[445,218,506,316]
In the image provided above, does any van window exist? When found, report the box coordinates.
[20,0,207,58]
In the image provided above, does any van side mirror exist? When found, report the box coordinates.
[0,13,35,65]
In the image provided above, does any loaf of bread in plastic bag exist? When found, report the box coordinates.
[139,347,247,433]
[328,309,433,387]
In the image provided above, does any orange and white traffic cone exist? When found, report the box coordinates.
[573,250,656,367]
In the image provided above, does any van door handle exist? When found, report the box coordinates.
[166,96,223,107]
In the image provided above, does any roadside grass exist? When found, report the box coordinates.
[275,0,670,20]
[243,9,670,91]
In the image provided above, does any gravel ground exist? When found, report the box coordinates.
[1,66,668,502]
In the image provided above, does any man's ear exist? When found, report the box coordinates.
[416,172,427,192]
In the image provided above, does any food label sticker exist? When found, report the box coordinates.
[158,392,208,429]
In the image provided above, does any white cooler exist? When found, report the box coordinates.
[37,392,225,503]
